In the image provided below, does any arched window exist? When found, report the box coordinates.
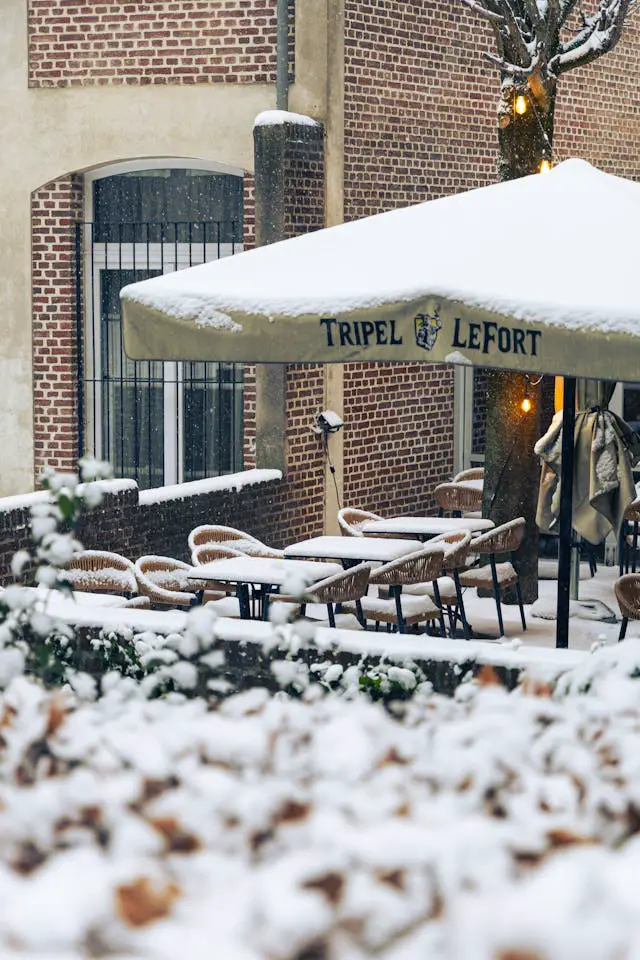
[80,161,244,489]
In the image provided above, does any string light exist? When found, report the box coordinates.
[539,159,552,175]
[521,394,532,413]
[514,95,528,115]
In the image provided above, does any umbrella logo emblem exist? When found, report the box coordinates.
[415,312,441,351]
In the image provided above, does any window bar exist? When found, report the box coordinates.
[216,219,221,260]
[118,221,125,479]
[218,355,223,473]
[75,222,84,464]
[156,222,164,485]
[100,223,110,462]
[174,221,180,483]
[132,223,140,477]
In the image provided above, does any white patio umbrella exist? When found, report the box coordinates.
[121,159,640,648]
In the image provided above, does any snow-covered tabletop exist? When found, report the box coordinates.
[189,557,342,587]
[361,516,494,538]
[284,536,423,562]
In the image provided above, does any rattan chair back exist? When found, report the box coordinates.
[470,517,525,556]
[615,574,640,622]
[187,524,261,553]
[434,482,483,514]
[453,467,485,482]
[307,562,372,605]
[624,499,640,523]
[65,550,137,596]
[370,546,446,587]
[191,544,244,566]
[430,530,473,572]
[135,555,206,608]
[337,508,383,537]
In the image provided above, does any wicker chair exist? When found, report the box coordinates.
[188,525,284,559]
[620,499,640,575]
[344,546,447,635]
[457,518,527,637]
[135,556,208,609]
[337,508,383,537]
[65,550,138,598]
[266,562,372,628]
[453,468,485,482]
[614,573,640,641]
[434,482,483,518]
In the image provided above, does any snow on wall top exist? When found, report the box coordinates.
[121,160,640,338]
[138,469,282,506]
[253,109,319,128]
[0,479,137,514]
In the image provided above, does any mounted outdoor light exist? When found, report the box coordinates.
[521,374,543,413]
[514,95,528,115]
[539,159,552,175]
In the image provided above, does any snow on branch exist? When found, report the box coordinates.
[463,0,634,79]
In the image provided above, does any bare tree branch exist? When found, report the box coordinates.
[460,0,505,23]
[552,0,631,73]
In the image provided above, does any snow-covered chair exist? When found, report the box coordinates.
[614,574,640,641]
[134,556,207,609]
[266,562,372,628]
[453,467,485,482]
[457,518,526,638]
[434,482,483,518]
[337,508,383,537]
[188,524,284,559]
[65,551,138,599]
[345,547,446,635]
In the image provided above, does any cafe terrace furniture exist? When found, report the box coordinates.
[344,546,446,635]
[361,516,494,541]
[454,468,485,482]
[434,482,483,518]
[614,573,640,641]
[457,518,527,638]
[65,551,138,599]
[266,562,372,628]
[189,556,342,619]
[135,556,208,610]
[188,525,284,560]
[283,535,423,567]
[337,508,384,537]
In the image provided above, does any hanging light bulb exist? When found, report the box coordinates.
[539,159,552,175]
[521,375,532,413]
[514,95,528,115]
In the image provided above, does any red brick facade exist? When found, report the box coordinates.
[31,175,84,480]
[27,0,282,86]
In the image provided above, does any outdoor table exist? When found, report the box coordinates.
[283,535,423,567]
[361,516,494,541]
[189,556,342,619]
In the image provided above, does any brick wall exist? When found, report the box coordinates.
[283,123,325,237]
[31,175,84,482]
[342,363,454,515]
[27,0,290,87]
[0,473,286,585]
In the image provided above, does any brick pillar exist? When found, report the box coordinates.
[252,116,328,543]
[31,175,84,482]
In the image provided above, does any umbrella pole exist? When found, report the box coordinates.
[556,376,577,649]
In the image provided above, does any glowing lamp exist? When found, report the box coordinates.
[514,95,528,115]
[521,395,532,413]
[539,159,552,175]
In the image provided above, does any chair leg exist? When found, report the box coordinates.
[633,523,639,574]
[511,553,526,631]
[619,524,626,577]
[490,556,505,637]
[327,603,336,628]
[393,587,406,634]
[453,571,471,641]
[619,617,628,641]
[355,598,366,628]
[430,580,447,637]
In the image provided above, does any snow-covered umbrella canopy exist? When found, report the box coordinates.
[121,160,638,378]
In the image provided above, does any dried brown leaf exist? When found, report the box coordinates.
[273,800,312,826]
[46,696,68,737]
[376,868,406,892]
[477,665,503,687]
[149,816,201,854]
[547,828,595,848]
[303,872,345,906]
[115,877,180,927]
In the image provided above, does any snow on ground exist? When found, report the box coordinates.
[1,644,640,958]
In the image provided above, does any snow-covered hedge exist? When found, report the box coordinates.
[1,653,640,958]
